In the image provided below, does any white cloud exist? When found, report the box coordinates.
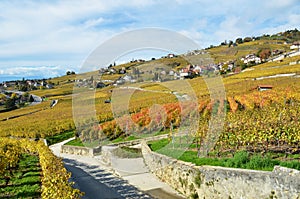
[0,65,69,78]
[0,0,299,79]
[83,17,105,29]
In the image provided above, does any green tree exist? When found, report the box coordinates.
[5,98,16,109]
[29,95,35,102]
[243,37,252,42]
[235,38,243,44]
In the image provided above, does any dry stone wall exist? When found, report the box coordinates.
[141,141,300,199]
[61,145,101,156]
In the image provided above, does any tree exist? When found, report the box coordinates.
[258,49,271,60]
[5,98,16,109]
[20,85,28,92]
[235,38,243,44]
[243,37,252,42]
[29,95,35,102]
[221,40,227,45]
[228,40,234,47]
[66,71,75,75]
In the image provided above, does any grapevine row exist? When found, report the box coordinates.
[0,138,83,199]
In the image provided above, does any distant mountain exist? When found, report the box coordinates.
[0,76,45,83]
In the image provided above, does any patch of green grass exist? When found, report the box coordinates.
[45,130,75,145]
[64,138,102,148]
[280,161,300,170]
[148,138,169,151]
[65,138,85,147]
[0,154,41,198]
[149,139,300,171]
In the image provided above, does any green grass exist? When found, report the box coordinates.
[111,135,138,143]
[149,139,300,171]
[0,154,41,198]
[148,138,169,151]
[64,135,139,147]
[65,132,168,147]
[65,138,105,148]
[45,130,75,145]
[65,138,85,147]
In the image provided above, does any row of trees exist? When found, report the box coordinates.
[219,29,300,48]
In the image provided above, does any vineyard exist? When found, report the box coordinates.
[1,60,300,153]
[0,138,82,198]
[0,39,300,198]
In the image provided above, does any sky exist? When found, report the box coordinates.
[0,0,299,81]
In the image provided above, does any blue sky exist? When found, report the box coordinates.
[0,0,299,80]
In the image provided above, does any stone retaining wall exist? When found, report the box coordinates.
[141,141,300,199]
[60,134,168,156]
[61,145,101,156]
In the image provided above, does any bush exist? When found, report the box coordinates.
[246,154,277,170]
[229,151,249,168]
[5,98,16,109]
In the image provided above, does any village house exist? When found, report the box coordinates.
[122,75,133,82]
[160,70,167,76]
[179,68,190,79]
[46,84,54,89]
[108,68,117,74]
[290,41,300,50]
[192,65,202,75]
[3,81,16,88]
[257,85,273,91]
[272,49,284,56]
[241,54,261,64]
[115,78,125,85]
[167,53,175,58]
[33,82,41,87]
[118,67,126,74]
[169,70,175,76]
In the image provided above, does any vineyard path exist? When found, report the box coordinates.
[50,138,185,199]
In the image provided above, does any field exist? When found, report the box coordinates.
[207,39,290,63]
[1,53,299,142]
[0,39,299,178]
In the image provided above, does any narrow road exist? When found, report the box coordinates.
[64,162,123,199]
[50,138,152,199]
[50,138,185,199]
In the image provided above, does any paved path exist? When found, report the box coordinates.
[64,158,151,199]
[50,138,185,199]
[51,139,152,199]
[64,163,124,199]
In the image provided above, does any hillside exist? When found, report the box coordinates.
[0,30,299,157]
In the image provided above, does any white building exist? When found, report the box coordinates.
[290,42,300,50]
[241,54,261,64]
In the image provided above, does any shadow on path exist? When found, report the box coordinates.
[64,158,153,199]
